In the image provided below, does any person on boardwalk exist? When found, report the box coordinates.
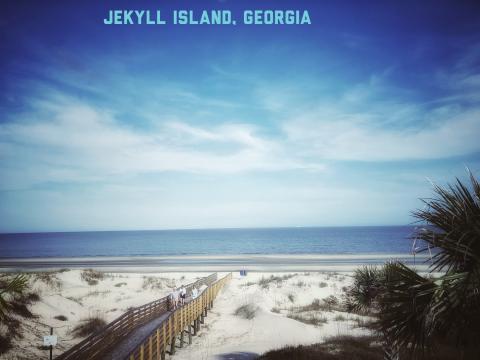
[168,290,175,310]
[191,286,198,299]
[180,286,186,306]
[169,288,179,310]
[174,288,180,308]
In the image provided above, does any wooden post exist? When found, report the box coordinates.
[140,344,144,360]
[200,313,204,324]
[196,316,201,331]
[149,335,153,360]
[49,327,53,360]
[170,336,176,355]
[162,323,166,355]
[188,326,192,344]
[169,316,175,355]
[180,327,184,348]
[161,351,165,360]
[193,321,197,336]
[156,329,160,360]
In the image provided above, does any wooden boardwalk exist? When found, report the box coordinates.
[103,312,170,360]
[56,273,231,360]
[124,273,231,360]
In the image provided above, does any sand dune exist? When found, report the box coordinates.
[1,270,373,359]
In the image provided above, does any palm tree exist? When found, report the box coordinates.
[377,171,480,357]
[345,265,384,314]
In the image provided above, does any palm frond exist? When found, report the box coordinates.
[412,171,480,273]
[0,275,28,320]
[376,262,436,357]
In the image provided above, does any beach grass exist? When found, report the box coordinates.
[72,316,107,338]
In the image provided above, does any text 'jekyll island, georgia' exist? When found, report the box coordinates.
[103,9,312,26]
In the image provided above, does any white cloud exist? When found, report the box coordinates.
[0,99,323,190]
[283,107,480,161]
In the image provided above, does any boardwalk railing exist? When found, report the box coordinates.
[126,272,232,360]
[57,273,219,360]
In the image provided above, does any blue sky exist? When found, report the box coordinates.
[1,0,480,232]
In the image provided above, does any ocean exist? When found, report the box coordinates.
[0,226,423,258]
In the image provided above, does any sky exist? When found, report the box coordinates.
[1,0,480,232]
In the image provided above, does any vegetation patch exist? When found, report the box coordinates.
[234,304,258,320]
[81,269,105,286]
[71,316,107,338]
[142,276,163,290]
[66,296,82,305]
[0,274,41,354]
[33,272,62,290]
[0,334,13,355]
[287,313,328,326]
[259,335,383,360]
[114,282,127,287]
[292,297,341,313]
[258,274,297,289]
[87,290,111,297]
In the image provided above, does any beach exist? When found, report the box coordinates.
[0,268,377,360]
[0,228,433,359]
[0,253,431,273]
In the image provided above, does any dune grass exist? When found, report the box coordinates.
[287,313,328,326]
[259,335,383,360]
[80,269,105,286]
[234,304,257,320]
[258,274,297,289]
[72,316,107,338]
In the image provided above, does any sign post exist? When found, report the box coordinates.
[43,327,57,360]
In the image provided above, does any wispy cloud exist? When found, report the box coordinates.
[283,108,480,161]
[0,96,325,190]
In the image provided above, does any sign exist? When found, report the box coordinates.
[43,335,57,347]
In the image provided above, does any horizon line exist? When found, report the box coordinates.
[0,223,420,235]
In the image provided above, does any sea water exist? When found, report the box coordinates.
[0,226,424,258]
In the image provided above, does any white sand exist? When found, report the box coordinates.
[1,270,371,360]
[173,272,370,360]
[1,270,209,359]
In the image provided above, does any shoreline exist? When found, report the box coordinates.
[0,253,432,272]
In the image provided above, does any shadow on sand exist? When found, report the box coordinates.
[215,352,259,360]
